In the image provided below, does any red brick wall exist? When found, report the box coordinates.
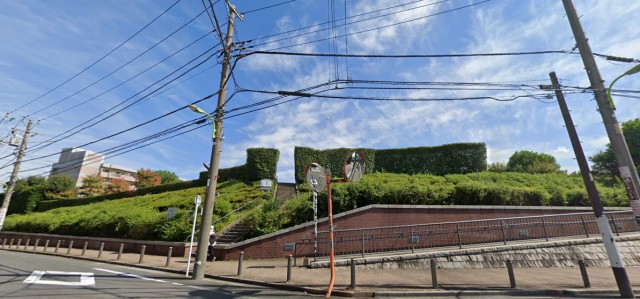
[213,206,612,260]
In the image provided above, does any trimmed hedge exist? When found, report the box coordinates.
[200,148,280,182]
[294,143,486,182]
[36,179,207,212]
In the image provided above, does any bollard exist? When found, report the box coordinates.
[237,251,244,276]
[578,260,591,288]
[287,255,293,283]
[24,239,30,250]
[139,245,146,263]
[1,238,6,248]
[506,259,516,288]
[350,258,356,290]
[430,259,438,288]
[81,242,88,256]
[43,240,50,252]
[67,241,74,254]
[10,239,14,248]
[33,239,40,251]
[165,247,173,267]
[117,244,124,260]
[98,243,104,258]
[55,240,61,253]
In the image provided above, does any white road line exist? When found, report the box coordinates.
[94,268,168,284]
[23,271,95,286]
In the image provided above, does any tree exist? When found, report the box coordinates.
[590,118,640,180]
[44,175,77,200]
[487,162,508,173]
[14,175,46,193]
[136,169,161,189]
[156,170,180,185]
[105,178,130,194]
[507,151,561,174]
[80,175,104,197]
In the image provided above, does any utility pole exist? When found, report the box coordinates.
[192,3,241,280]
[562,0,640,224]
[0,119,33,231]
[546,72,635,298]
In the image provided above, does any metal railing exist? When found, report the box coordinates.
[296,211,638,260]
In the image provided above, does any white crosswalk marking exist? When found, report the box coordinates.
[23,271,95,286]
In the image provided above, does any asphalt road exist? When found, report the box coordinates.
[0,250,318,298]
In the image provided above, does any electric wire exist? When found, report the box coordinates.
[25,45,223,156]
[241,0,296,15]
[39,32,213,121]
[9,0,183,115]
[25,7,211,119]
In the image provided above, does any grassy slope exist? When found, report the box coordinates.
[3,180,268,241]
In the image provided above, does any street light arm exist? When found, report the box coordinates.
[608,64,640,111]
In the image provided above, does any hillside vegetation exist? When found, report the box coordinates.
[3,180,268,241]
[241,172,629,237]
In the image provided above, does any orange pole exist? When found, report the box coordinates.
[326,179,335,298]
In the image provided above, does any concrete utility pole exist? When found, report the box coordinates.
[192,3,241,280]
[0,119,33,231]
[561,0,640,224]
[547,72,634,298]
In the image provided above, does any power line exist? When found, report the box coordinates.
[241,0,296,15]
[26,45,223,156]
[25,7,211,118]
[40,32,213,121]
[239,49,570,59]
[8,0,183,115]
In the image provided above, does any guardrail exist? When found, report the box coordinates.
[296,211,638,260]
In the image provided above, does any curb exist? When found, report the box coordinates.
[1,247,637,298]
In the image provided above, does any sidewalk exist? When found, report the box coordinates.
[2,243,639,297]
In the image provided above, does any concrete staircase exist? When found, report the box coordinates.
[216,222,252,244]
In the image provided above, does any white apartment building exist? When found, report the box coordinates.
[50,148,137,188]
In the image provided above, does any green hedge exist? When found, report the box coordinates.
[6,186,45,214]
[36,179,206,212]
[200,148,280,182]
[294,143,486,182]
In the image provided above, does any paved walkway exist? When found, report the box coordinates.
[1,242,639,297]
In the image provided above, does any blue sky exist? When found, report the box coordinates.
[0,0,639,186]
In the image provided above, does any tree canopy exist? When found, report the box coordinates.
[156,170,180,185]
[136,169,161,189]
[507,150,561,174]
[590,118,640,180]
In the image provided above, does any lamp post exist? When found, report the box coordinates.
[607,64,640,110]
[189,104,215,140]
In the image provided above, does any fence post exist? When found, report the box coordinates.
[1,238,6,248]
[33,239,39,251]
[67,241,74,254]
[139,245,146,263]
[410,228,415,253]
[237,251,244,276]
[609,214,620,237]
[98,243,105,258]
[286,255,293,283]
[81,242,88,256]
[117,244,124,260]
[350,258,356,290]
[501,222,507,245]
[506,259,516,288]
[43,240,50,252]
[578,259,591,288]
[55,240,61,253]
[430,259,438,288]
[24,239,30,250]
[455,224,462,249]
[166,247,173,267]
[361,232,365,258]
[541,218,549,242]
[9,239,14,248]
[578,215,589,238]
